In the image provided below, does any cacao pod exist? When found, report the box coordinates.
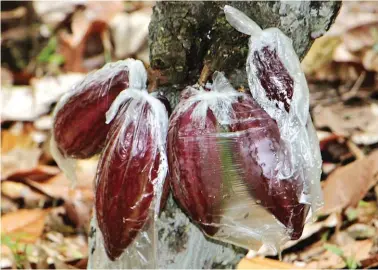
[53,61,130,159]
[169,73,308,241]
[96,89,168,261]
[230,95,308,239]
[168,87,223,236]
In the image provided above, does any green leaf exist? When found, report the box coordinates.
[37,37,65,65]
[49,54,65,65]
[358,200,369,207]
[321,230,330,241]
[324,243,343,256]
[345,256,360,270]
[345,208,358,221]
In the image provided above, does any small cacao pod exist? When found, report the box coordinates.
[53,61,131,159]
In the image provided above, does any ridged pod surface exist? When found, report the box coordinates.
[53,61,130,159]
[95,89,168,261]
[230,95,308,239]
[168,90,223,236]
[168,72,309,241]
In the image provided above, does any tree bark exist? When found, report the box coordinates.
[88,1,340,269]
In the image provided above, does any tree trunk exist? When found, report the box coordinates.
[88,1,340,269]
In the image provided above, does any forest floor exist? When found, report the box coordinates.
[1,1,378,269]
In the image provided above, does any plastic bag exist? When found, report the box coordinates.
[168,71,321,253]
[51,59,136,184]
[224,6,323,217]
[95,60,169,265]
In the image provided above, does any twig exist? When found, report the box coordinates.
[342,71,366,101]
[198,63,212,86]
[346,140,365,160]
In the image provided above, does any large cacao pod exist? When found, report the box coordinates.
[168,73,308,241]
[230,95,308,239]
[168,88,223,236]
[96,90,168,261]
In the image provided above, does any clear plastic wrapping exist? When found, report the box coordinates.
[168,70,322,253]
[50,59,135,184]
[224,6,323,215]
[94,60,168,265]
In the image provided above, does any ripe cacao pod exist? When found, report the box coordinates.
[168,88,223,236]
[168,73,309,241]
[53,61,130,159]
[96,89,168,261]
[230,95,308,239]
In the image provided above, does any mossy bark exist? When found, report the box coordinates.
[88,1,341,269]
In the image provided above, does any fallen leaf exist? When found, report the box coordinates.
[1,86,43,122]
[25,160,96,202]
[313,103,378,142]
[110,7,151,59]
[40,232,88,262]
[333,43,361,64]
[321,151,378,215]
[1,181,48,207]
[1,209,47,243]
[1,128,36,154]
[304,240,373,269]
[58,1,123,72]
[1,196,18,214]
[1,67,13,86]
[346,223,376,240]
[327,2,378,36]
[34,115,53,131]
[7,165,60,182]
[1,74,84,121]
[238,257,300,269]
[1,148,42,180]
[30,73,85,107]
[301,36,341,74]
[361,254,378,268]
[362,48,378,72]
[343,23,378,52]
[33,1,79,29]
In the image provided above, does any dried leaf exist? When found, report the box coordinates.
[1,67,13,86]
[313,103,378,143]
[301,36,341,74]
[333,43,361,64]
[1,196,18,214]
[7,165,60,182]
[1,181,48,207]
[58,2,123,72]
[362,49,378,72]
[25,160,96,202]
[346,224,376,240]
[1,128,36,154]
[1,148,42,180]
[1,74,84,121]
[321,151,378,215]
[304,240,373,269]
[110,8,151,59]
[238,257,300,269]
[327,2,378,36]
[1,209,47,243]
[343,23,378,52]
[361,254,378,269]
